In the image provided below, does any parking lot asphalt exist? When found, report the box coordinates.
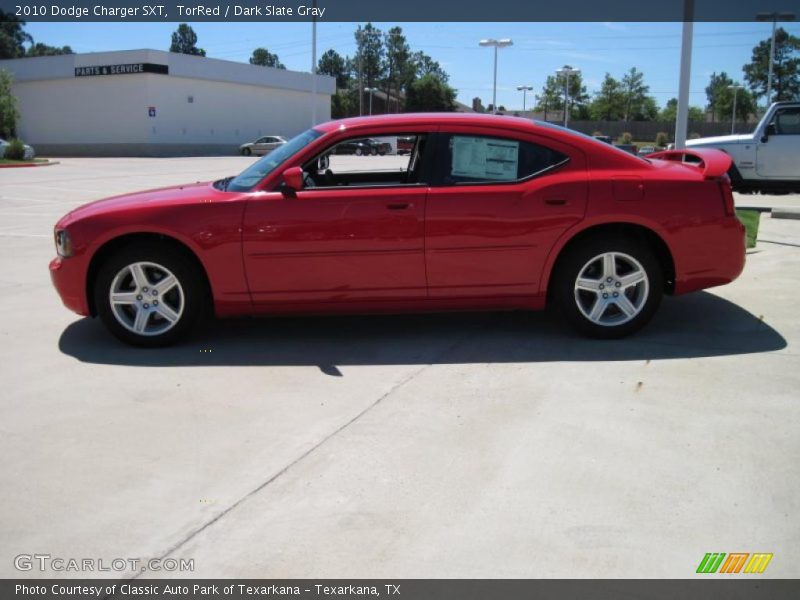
[0,157,798,578]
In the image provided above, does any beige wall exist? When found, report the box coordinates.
[1,50,333,155]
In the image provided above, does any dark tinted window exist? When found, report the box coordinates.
[773,107,800,135]
[442,135,568,184]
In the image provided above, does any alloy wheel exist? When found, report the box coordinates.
[573,251,649,326]
[108,261,185,336]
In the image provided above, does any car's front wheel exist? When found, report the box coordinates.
[94,243,206,346]
[241,147,252,156]
[553,238,663,338]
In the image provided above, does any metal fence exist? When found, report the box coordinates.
[551,120,755,142]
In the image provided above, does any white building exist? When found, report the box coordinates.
[0,49,335,156]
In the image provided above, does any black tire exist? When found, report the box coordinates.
[552,237,663,339]
[355,147,363,156]
[94,242,207,347]
[370,147,378,156]
[242,147,252,156]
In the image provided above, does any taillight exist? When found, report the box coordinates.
[715,174,735,217]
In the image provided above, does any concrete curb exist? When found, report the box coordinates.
[771,208,800,221]
[0,160,60,169]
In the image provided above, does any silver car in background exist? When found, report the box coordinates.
[239,135,287,156]
[0,137,36,160]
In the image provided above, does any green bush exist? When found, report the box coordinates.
[688,132,701,140]
[655,132,668,147]
[619,132,633,144]
[592,130,603,137]
[3,138,25,160]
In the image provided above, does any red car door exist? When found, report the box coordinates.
[425,130,588,299]
[242,153,429,307]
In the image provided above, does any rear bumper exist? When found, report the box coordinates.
[50,256,90,316]
[673,217,746,295]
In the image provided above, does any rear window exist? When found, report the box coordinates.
[442,134,568,184]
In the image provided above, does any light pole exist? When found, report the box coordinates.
[364,87,378,115]
[479,38,513,114]
[555,66,580,128]
[674,0,694,150]
[310,0,317,126]
[728,84,743,134]
[517,85,533,112]
[756,11,795,108]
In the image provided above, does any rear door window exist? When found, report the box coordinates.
[440,134,569,184]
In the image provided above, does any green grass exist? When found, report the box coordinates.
[736,209,760,249]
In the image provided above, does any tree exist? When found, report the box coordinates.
[658,98,705,122]
[169,24,205,56]
[354,23,385,91]
[705,71,734,121]
[317,49,349,88]
[411,51,449,84]
[383,27,412,111]
[404,74,456,112]
[534,75,564,121]
[634,96,659,121]
[743,27,800,103]
[249,47,285,69]
[554,66,590,120]
[0,69,19,138]
[621,67,652,121]
[331,89,358,118]
[26,43,73,57]
[589,73,625,120]
[0,11,33,59]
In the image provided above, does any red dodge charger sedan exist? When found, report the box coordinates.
[50,114,745,346]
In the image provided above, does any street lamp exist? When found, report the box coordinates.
[517,85,533,112]
[479,38,513,114]
[728,84,744,134]
[555,66,580,127]
[364,87,378,116]
[756,11,796,107]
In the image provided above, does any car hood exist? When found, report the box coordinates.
[686,134,753,146]
[61,181,215,224]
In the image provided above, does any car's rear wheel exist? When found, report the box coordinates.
[370,147,378,156]
[94,243,206,346]
[355,147,363,156]
[553,238,663,338]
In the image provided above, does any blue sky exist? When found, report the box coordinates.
[25,21,800,110]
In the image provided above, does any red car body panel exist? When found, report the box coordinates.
[50,113,746,320]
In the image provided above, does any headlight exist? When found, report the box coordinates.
[55,229,73,257]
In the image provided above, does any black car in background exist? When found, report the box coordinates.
[334,138,392,155]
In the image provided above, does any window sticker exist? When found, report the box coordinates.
[451,136,519,180]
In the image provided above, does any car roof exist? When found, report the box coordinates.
[313,113,648,168]
[314,112,540,133]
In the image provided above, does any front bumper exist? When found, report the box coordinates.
[50,257,90,316]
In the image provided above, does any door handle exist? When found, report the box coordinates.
[387,202,411,210]
[545,198,567,206]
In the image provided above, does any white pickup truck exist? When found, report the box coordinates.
[686,101,800,193]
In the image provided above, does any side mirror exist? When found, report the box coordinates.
[282,166,304,191]
[761,123,776,143]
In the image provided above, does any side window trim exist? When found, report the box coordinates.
[429,132,570,187]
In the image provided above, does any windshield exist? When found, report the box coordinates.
[227,128,323,192]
